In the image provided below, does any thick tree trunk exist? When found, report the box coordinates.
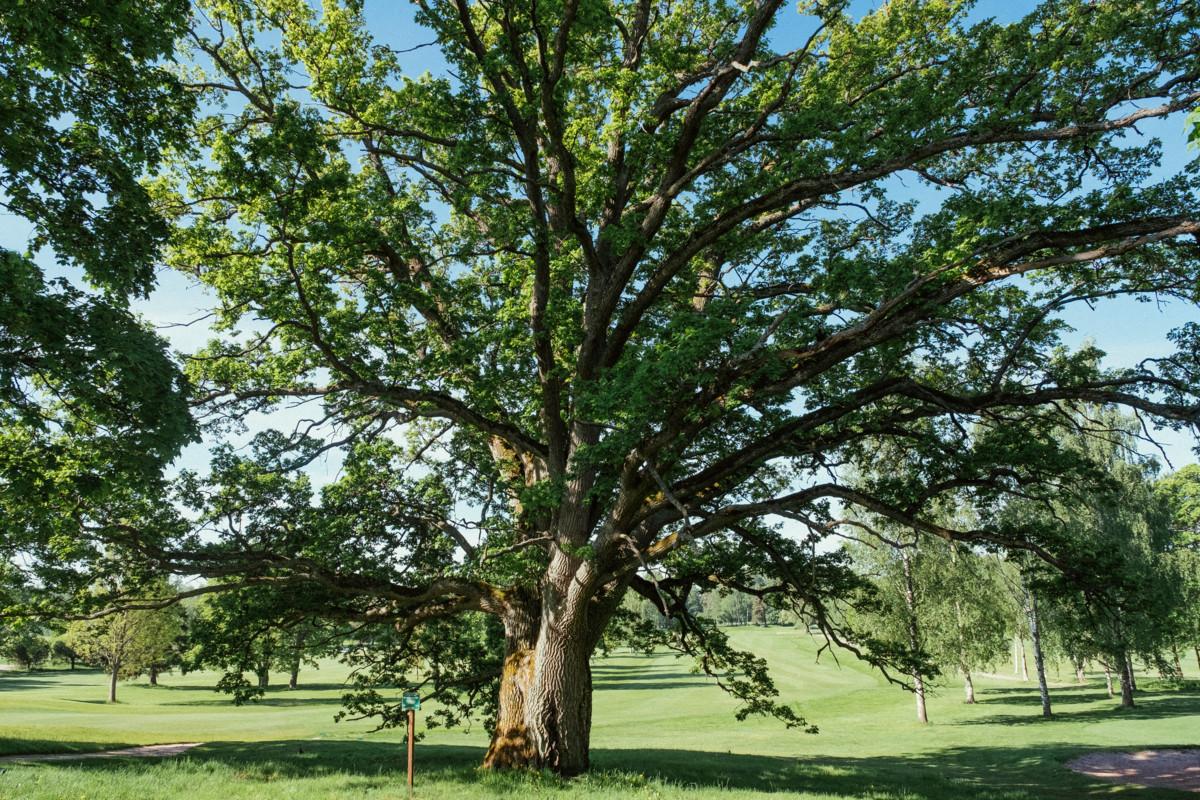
[257,664,270,689]
[526,623,593,775]
[1024,585,1051,718]
[108,663,119,703]
[484,607,539,770]
[1074,657,1085,684]
[1126,655,1138,692]
[1117,653,1135,708]
[1172,645,1183,678]
[288,662,300,690]
[483,595,598,774]
[963,669,975,704]
[149,665,159,686]
[483,544,627,776]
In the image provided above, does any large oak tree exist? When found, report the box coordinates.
[53,0,1200,776]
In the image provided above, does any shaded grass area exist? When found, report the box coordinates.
[2,627,1199,798]
[2,739,1194,800]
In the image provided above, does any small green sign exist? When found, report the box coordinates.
[401,692,421,711]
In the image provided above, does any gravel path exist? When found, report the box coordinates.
[1068,749,1200,793]
[0,743,204,763]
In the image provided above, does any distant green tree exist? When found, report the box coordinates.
[919,542,1013,704]
[1010,410,1185,709]
[187,584,339,701]
[144,603,190,686]
[1156,465,1200,670]
[1005,556,1054,718]
[2,629,49,671]
[1157,466,1200,543]
[845,531,936,723]
[0,564,46,670]
[717,591,755,626]
[66,602,184,702]
[51,638,79,670]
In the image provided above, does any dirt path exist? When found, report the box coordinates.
[1068,750,1200,793]
[0,743,204,763]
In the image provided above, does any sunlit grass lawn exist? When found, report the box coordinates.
[2,626,1198,798]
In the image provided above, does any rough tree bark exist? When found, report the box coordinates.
[149,665,159,686]
[482,565,622,776]
[1126,655,1138,693]
[1074,657,1085,684]
[526,623,594,775]
[483,605,539,769]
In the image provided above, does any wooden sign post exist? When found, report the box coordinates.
[401,691,421,794]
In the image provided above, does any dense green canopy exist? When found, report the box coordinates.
[0,0,196,592]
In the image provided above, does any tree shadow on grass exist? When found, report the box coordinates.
[958,688,1200,726]
[147,681,349,693]
[972,688,1120,706]
[141,681,353,706]
[159,695,347,708]
[593,670,713,690]
[592,680,714,690]
[591,662,687,675]
[0,739,135,758]
[16,739,1190,799]
[592,662,715,691]
[592,652,663,661]
[0,670,104,691]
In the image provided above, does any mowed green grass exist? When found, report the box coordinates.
[1,627,1198,799]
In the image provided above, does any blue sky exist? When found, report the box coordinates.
[2,0,1197,481]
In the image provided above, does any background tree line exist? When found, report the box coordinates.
[0,581,344,704]
[832,412,1200,722]
[610,412,1200,725]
